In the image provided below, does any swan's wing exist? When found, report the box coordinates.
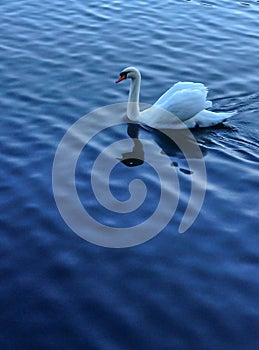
[154,81,209,105]
[154,88,210,121]
[164,81,208,93]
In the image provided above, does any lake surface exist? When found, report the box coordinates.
[0,0,259,349]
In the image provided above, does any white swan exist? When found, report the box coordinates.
[116,66,235,129]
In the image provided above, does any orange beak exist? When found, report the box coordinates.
[116,74,126,83]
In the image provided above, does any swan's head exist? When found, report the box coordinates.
[116,66,141,83]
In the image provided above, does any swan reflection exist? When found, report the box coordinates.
[119,123,205,175]
[118,124,144,167]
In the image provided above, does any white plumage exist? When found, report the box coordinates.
[116,67,235,129]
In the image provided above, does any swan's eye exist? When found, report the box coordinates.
[116,72,128,83]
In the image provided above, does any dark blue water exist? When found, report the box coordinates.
[1,0,259,349]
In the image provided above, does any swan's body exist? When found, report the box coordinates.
[116,66,235,129]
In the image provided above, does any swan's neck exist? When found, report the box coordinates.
[127,75,141,120]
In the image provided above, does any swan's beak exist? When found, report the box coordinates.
[116,74,126,83]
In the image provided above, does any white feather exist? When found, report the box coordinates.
[117,67,235,129]
[185,110,235,128]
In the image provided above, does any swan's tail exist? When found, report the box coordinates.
[184,110,236,128]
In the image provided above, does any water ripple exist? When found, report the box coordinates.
[0,0,258,349]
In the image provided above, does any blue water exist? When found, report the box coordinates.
[1,0,259,349]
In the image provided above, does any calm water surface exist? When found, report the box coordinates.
[0,0,259,349]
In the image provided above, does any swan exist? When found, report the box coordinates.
[116,66,235,129]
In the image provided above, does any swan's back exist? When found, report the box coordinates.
[154,82,212,121]
[157,82,208,96]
